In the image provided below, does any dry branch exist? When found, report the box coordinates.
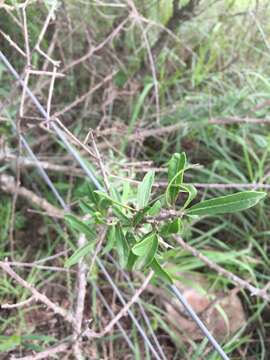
[0,260,75,324]
[73,232,88,359]
[83,270,154,339]
[11,342,70,360]
[174,235,270,302]
[0,173,65,218]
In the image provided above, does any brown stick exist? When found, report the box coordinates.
[0,260,75,324]
[11,342,70,360]
[2,296,34,309]
[173,235,270,302]
[83,270,154,339]
[73,231,88,359]
[0,173,65,218]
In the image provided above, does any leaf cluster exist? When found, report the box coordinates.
[64,153,266,284]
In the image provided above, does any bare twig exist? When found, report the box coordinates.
[1,295,34,309]
[0,150,84,175]
[53,72,116,117]
[0,173,65,218]
[0,260,75,324]
[209,117,270,125]
[0,30,26,57]
[46,65,57,121]
[127,0,160,123]
[2,261,75,273]
[89,130,110,192]
[174,235,270,302]
[34,3,60,67]
[64,18,129,71]
[83,270,154,338]
[11,342,70,360]
[73,232,88,359]
[88,228,107,274]
[9,120,21,258]
[54,118,98,160]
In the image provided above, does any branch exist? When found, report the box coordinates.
[83,270,153,338]
[0,173,65,218]
[174,235,270,302]
[72,232,88,359]
[1,296,34,309]
[0,260,75,324]
[11,342,70,360]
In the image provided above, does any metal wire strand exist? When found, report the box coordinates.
[0,51,103,192]
[96,258,163,360]
[170,285,230,360]
[92,282,136,354]
[108,254,168,360]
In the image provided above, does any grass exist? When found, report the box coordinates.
[1,0,270,358]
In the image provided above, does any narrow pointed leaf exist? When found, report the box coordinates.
[167,153,186,205]
[126,252,138,271]
[186,191,266,216]
[179,184,197,209]
[160,218,182,237]
[65,242,94,267]
[115,225,129,268]
[151,258,173,284]
[102,226,116,255]
[132,233,158,268]
[148,200,162,216]
[137,171,155,209]
[95,190,133,210]
[65,214,95,238]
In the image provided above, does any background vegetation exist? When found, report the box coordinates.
[0,0,270,359]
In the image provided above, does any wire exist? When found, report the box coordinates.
[170,284,230,360]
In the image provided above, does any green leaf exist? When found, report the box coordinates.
[186,191,266,216]
[137,171,155,209]
[87,183,99,205]
[160,218,182,237]
[150,258,173,284]
[160,0,174,24]
[167,153,186,205]
[126,252,138,271]
[102,226,116,255]
[0,335,20,352]
[79,200,95,214]
[132,200,161,226]
[132,233,158,268]
[168,153,186,183]
[132,205,151,226]
[95,191,133,211]
[111,185,122,204]
[65,214,95,238]
[122,181,130,203]
[65,242,94,267]
[148,200,162,216]
[121,82,154,152]
[115,225,129,268]
[112,206,131,225]
[179,184,197,209]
